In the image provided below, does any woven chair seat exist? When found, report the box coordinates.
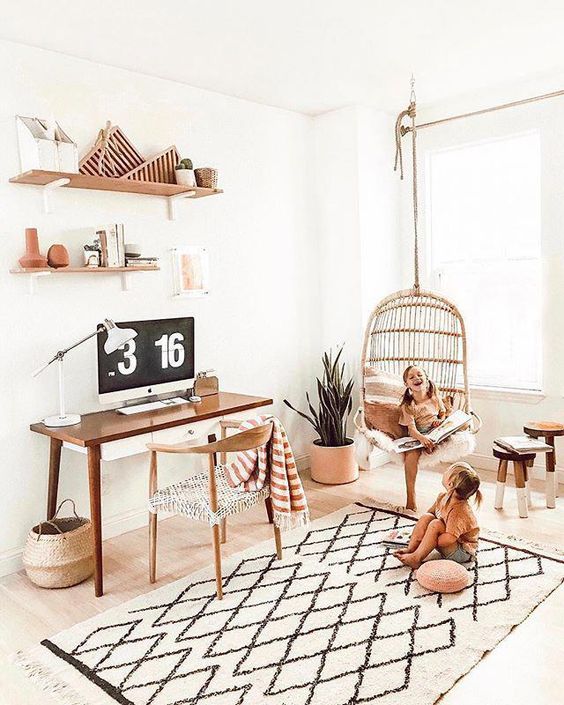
[148,465,270,526]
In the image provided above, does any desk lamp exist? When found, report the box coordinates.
[33,319,137,427]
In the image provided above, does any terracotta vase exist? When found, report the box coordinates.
[310,439,358,485]
[19,228,48,269]
[47,244,70,268]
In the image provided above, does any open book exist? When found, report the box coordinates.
[494,436,553,454]
[391,410,472,453]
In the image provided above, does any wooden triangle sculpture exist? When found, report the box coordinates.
[79,122,145,177]
[79,122,181,185]
[122,146,180,184]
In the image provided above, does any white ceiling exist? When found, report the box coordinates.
[2,0,564,115]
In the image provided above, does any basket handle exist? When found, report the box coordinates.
[52,498,80,521]
[36,520,64,540]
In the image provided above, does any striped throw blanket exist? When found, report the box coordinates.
[223,415,309,531]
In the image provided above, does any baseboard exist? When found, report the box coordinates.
[0,453,314,579]
[469,451,564,484]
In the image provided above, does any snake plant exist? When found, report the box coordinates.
[284,346,354,447]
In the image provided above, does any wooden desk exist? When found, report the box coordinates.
[30,392,273,596]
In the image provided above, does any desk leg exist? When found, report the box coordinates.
[47,438,62,519]
[87,446,103,597]
[149,451,158,584]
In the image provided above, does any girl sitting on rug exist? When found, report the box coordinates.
[400,365,448,510]
[395,462,481,570]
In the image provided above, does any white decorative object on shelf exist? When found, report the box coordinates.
[171,246,210,298]
[16,116,78,173]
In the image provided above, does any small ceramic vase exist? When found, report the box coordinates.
[19,228,48,269]
[175,169,196,187]
[47,244,70,268]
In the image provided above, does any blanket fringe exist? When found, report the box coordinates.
[274,509,310,531]
[12,651,90,705]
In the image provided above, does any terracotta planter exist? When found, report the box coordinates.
[310,439,358,485]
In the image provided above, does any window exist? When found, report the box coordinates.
[426,131,542,391]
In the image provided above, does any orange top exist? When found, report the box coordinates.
[400,394,446,434]
[429,492,479,555]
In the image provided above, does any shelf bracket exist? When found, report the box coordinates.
[27,271,51,295]
[42,177,71,214]
[120,272,131,292]
[167,191,196,220]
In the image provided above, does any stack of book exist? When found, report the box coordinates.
[494,436,553,454]
[96,224,125,268]
[126,256,159,269]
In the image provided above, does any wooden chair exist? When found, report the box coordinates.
[147,421,281,599]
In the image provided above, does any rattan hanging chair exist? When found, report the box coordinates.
[354,83,481,470]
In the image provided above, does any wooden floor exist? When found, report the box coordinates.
[0,463,562,705]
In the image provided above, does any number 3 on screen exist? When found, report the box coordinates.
[117,339,137,376]
[155,332,185,369]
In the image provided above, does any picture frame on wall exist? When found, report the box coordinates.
[171,246,210,297]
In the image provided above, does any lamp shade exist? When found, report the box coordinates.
[103,319,137,354]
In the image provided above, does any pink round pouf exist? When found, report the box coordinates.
[415,559,469,593]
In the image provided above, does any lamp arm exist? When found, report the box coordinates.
[59,325,105,356]
[31,324,106,378]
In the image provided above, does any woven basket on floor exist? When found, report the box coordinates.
[194,167,218,189]
[22,499,94,589]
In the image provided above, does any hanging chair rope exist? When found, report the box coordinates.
[394,77,420,291]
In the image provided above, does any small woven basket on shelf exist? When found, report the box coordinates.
[22,499,94,589]
[194,167,218,189]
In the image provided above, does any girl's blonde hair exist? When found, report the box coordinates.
[447,462,482,506]
[400,365,437,411]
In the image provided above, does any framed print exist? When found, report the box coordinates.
[171,246,210,298]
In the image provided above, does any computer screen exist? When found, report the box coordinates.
[97,317,195,404]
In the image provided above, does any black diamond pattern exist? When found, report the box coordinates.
[41,502,563,705]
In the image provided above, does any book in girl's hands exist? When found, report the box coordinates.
[391,410,472,453]
[494,436,553,454]
[382,528,412,547]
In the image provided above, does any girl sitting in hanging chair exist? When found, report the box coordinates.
[399,365,450,510]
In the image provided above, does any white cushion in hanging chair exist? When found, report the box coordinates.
[360,427,476,470]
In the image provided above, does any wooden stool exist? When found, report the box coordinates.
[493,447,535,518]
[523,422,563,509]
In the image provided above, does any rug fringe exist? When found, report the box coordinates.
[359,496,563,560]
[356,496,418,517]
[12,651,90,705]
[480,526,564,561]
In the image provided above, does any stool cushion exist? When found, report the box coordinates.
[415,559,469,594]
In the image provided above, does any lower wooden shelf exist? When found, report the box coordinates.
[10,266,159,274]
[10,265,160,293]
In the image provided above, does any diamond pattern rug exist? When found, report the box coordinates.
[15,501,564,705]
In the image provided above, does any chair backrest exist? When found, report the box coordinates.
[147,422,274,455]
[362,287,470,410]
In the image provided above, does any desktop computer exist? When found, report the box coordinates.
[97,317,195,412]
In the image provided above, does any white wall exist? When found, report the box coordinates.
[0,40,320,574]
[400,76,564,476]
[313,106,400,379]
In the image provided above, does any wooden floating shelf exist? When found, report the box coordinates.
[10,265,160,294]
[9,170,223,199]
[10,266,160,274]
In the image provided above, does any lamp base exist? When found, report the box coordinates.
[43,413,81,427]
